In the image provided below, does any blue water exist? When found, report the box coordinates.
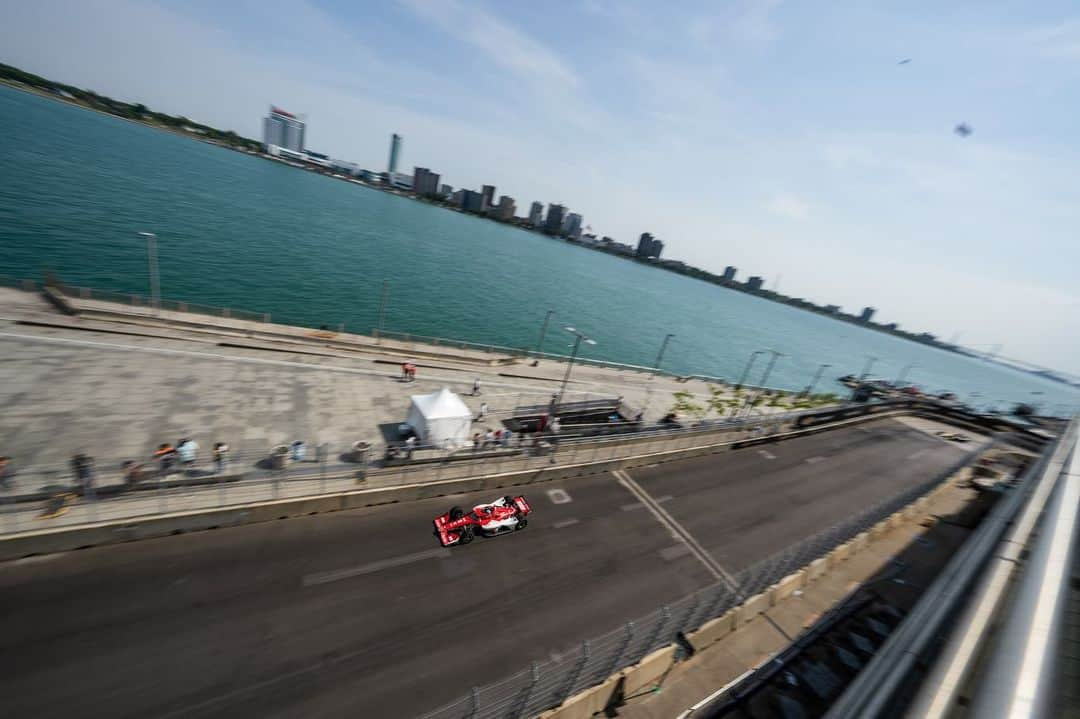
[0,83,1075,412]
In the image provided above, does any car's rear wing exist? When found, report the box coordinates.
[513,496,531,515]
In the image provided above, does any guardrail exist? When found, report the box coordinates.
[47,278,271,324]
[416,447,986,719]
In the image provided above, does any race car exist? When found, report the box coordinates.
[434,495,531,546]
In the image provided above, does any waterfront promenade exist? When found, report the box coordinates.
[0,286,817,501]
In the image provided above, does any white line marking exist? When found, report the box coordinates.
[302,548,450,586]
[621,502,645,511]
[758,449,777,460]
[552,518,580,529]
[614,469,738,588]
[805,455,826,464]
[546,488,572,505]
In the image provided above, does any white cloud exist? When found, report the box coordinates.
[766,193,812,220]
[399,0,580,89]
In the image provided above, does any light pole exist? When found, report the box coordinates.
[137,232,160,314]
[851,355,878,400]
[894,362,915,388]
[535,310,554,355]
[735,350,765,391]
[653,333,675,376]
[744,350,783,417]
[804,363,832,396]
[557,327,596,411]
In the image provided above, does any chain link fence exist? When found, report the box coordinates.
[416,448,983,719]
[0,402,911,535]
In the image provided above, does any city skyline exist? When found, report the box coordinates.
[1,1,1079,373]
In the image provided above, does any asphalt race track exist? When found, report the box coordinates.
[0,419,966,718]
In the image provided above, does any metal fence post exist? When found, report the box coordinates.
[644,606,672,656]
[602,622,636,680]
[560,641,591,705]
[467,686,480,719]
[514,661,541,718]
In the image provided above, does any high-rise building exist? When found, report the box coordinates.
[387,134,402,175]
[635,232,663,258]
[412,167,441,197]
[461,190,484,213]
[859,307,876,323]
[480,185,496,214]
[439,184,454,199]
[563,213,583,239]
[544,204,566,235]
[528,202,544,227]
[495,195,516,221]
[746,276,764,291]
[262,106,305,152]
[722,266,737,282]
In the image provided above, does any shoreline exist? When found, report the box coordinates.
[2,76,1075,388]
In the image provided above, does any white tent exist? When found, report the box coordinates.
[405,387,473,448]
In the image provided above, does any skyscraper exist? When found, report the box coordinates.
[859,307,876,323]
[412,167,441,197]
[563,213,583,239]
[635,232,663,258]
[746,276,764,291]
[544,204,566,235]
[722,266,737,282]
[262,106,305,152]
[480,185,496,214]
[528,202,544,227]
[387,134,402,175]
[495,195,516,221]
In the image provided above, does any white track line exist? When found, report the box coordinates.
[614,469,738,588]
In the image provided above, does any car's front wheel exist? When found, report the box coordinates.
[459,526,474,544]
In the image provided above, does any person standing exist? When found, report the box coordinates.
[0,456,11,490]
[71,453,95,500]
[178,438,199,470]
[472,378,481,396]
[405,435,416,459]
[213,442,229,474]
[478,401,489,420]
[155,443,176,477]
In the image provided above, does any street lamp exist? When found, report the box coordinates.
[137,231,160,314]
[653,333,675,376]
[805,363,832,396]
[557,326,597,410]
[744,350,784,417]
[535,309,555,355]
[851,355,878,400]
[735,350,766,391]
[895,362,915,388]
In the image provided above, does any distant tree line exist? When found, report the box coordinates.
[0,62,261,153]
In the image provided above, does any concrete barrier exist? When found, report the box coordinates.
[770,572,805,605]
[0,410,984,559]
[622,645,678,696]
[537,675,621,719]
[688,608,738,649]
[736,592,771,625]
[804,557,829,584]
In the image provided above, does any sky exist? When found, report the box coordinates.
[2,0,1080,375]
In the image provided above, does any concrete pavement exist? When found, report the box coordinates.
[0,287,834,495]
[0,419,966,719]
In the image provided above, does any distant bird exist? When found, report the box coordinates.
[898,58,912,65]
[954,122,973,137]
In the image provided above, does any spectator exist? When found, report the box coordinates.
[154,443,177,476]
[551,417,562,434]
[177,438,199,468]
[472,432,481,452]
[291,440,306,462]
[472,378,481,396]
[478,402,489,420]
[484,428,495,448]
[0,456,11,489]
[71,453,95,500]
[213,442,229,474]
[122,460,146,487]
[405,435,416,459]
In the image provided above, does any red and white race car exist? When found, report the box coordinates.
[434,495,531,546]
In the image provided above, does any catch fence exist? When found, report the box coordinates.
[416,448,983,719]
